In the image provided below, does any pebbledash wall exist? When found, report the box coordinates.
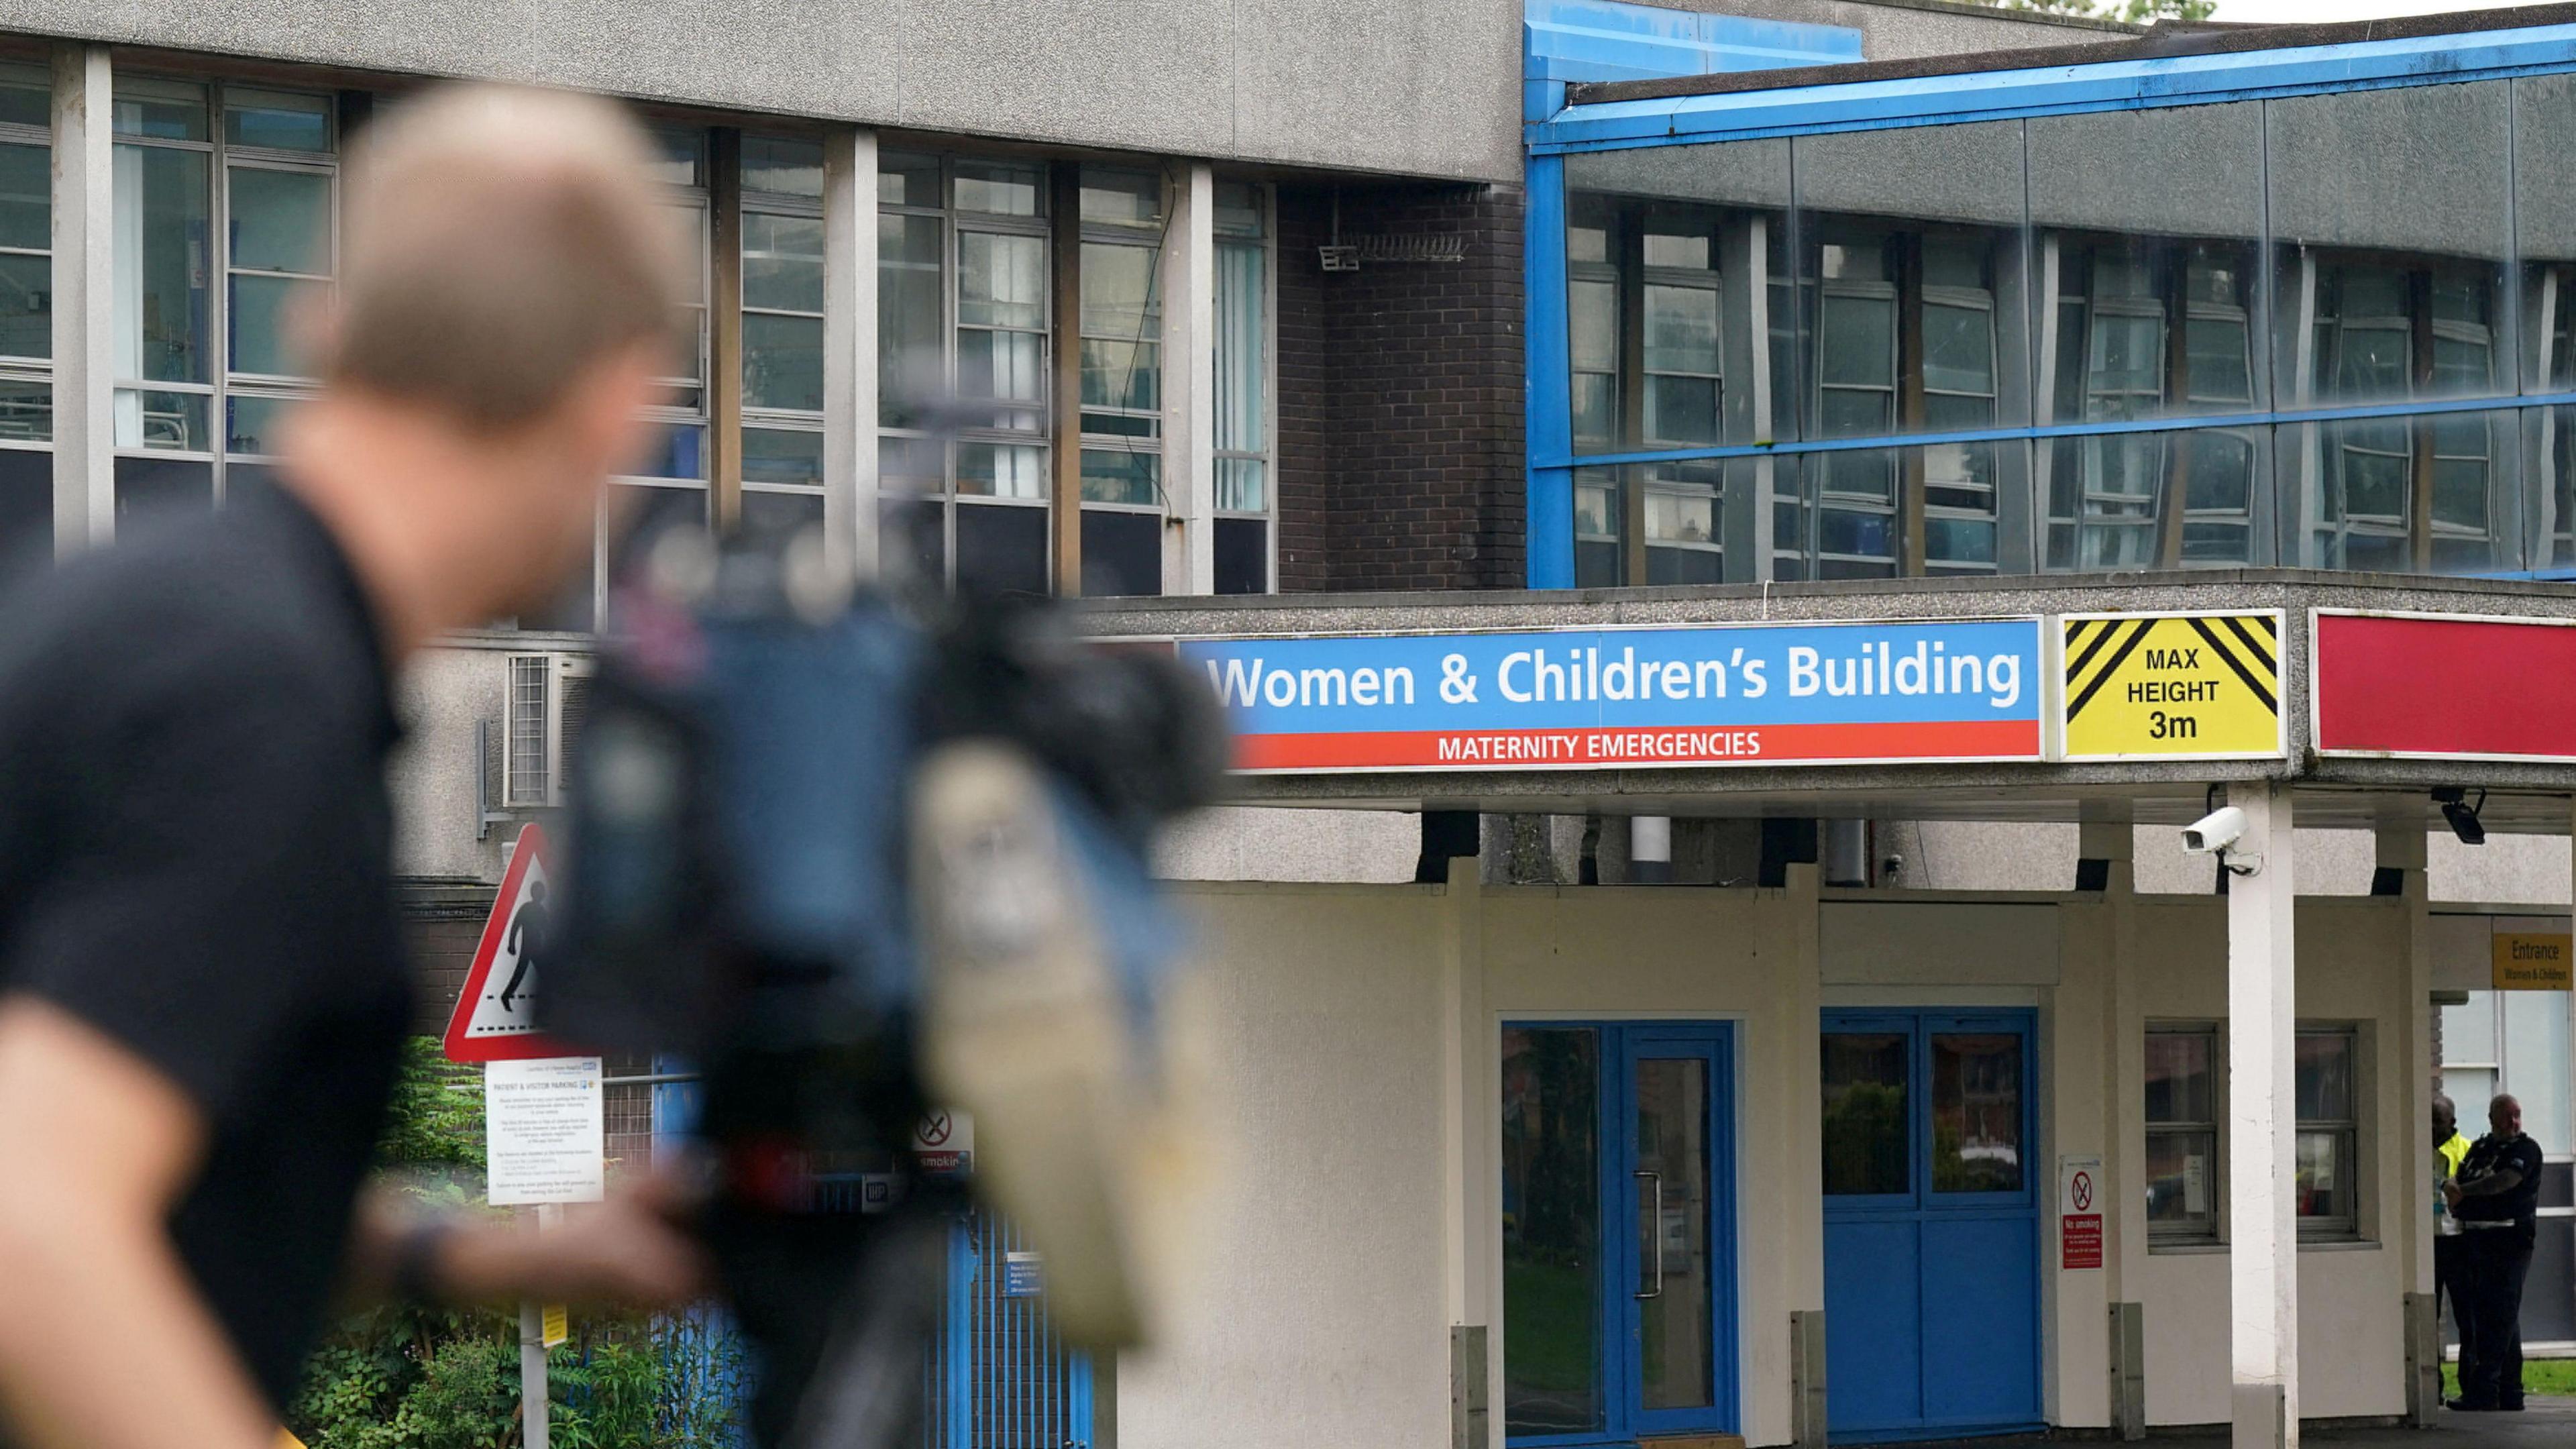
[1118,877,2426,1446]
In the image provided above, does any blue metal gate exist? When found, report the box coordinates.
[928,1212,1094,1449]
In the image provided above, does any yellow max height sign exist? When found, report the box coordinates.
[2494,932,2573,990]
[2060,611,2286,761]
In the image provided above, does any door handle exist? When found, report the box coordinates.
[1634,1170,1663,1299]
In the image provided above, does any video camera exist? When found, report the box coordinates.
[543,522,1224,1448]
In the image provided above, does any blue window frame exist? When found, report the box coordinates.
[1522,17,2576,586]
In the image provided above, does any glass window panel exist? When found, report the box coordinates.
[1079,447,1159,506]
[954,500,1049,597]
[2145,1030,2214,1124]
[1080,167,1162,227]
[224,88,331,153]
[1216,457,1266,514]
[1931,1032,2023,1192]
[743,135,824,197]
[2269,83,2510,409]
[2294,1032,2353,1122]
[1817,293,1894,389]
[954,162,1042,217]
[2445,992,2498,1064]
[229,273,325,377]
[0,378,48,442]
[1644,486,1714,546]
[0,143,48,252]
[1925,517,1996,567]
[957,442,1046,500]
[959,231,1046,329]
[0,253,46,362]
[646,126,707,189]
[1079,507,1161,597]
[2518,76,2576,393]
[2503,990,2573,1156]
[113,388,209,451]
[1081,241,1159,337]
[743,311,823,413]
[879,494,945,585]
[0,443,47,573]
[1643,284,1718,374]
[878,152,939,209]
[1501,1026,1603,1437]
[744,426,824,487]
[114,145,212,385]
[113,76,209,141]
[1572,375,1616,450]
[1213,181,1264,238]
[1214,515,1267,594]
[1570,278,1617,373]
[741,487,826,554]
[0,63,46,130]
[1569,223,1609,266]
[1821,1032,1908,1195]
[2184,433,2255,513]
[2186,314,2253,405]
[1215,235,1267,464]
[1644,376,1717,447]
[957,329,1046,428]
[2145,1128,2218,1229]
[878,213,944,429]
[1818,387,1891,439]
[1081,339,1159,415]
[1922,302,1994,396]
[226,393,300,455]
[633,423,706,481]
[2294,1130,2347,1222]
[1636,1055,1713,1411]
[743,212,824,313]
[113,453,213,521]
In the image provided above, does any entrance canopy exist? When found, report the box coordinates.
[1081,570,2576,833]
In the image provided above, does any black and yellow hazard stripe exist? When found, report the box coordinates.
[2063,613,2277,722]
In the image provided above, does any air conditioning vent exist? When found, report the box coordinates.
[502,653,597,809]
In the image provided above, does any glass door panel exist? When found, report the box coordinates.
[1930,1032,2025,1194]
[1502,1027,1604,1438]
[1823,1030,1910,1197]
[1634,1056,1713,1411]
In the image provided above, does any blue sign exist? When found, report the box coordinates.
[1179,617,2043,773]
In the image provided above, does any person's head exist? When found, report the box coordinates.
[2491,1093,2522,1138]
[294,83,684,622]
[530,879,548,905]
[2434,1094,2457,1144]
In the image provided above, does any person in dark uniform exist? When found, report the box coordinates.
[2446,1092,2545,1412]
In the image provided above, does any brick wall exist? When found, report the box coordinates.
[1274,180,1526,593]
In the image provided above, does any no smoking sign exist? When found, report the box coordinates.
[2059,1156,2103,1271]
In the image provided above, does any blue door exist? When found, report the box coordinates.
[926,1211,1094,1449]
[1820,1011,2039,1442]
[1502,1022,1738,1448]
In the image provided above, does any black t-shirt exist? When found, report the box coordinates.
[2455,1130,2547,1237]
[0,488,411,1411]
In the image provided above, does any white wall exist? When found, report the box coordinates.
[1118,882,1456,1449]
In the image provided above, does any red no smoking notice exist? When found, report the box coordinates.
[2060,1155,2104,1270]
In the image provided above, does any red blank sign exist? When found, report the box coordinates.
[2314,612,2576,761]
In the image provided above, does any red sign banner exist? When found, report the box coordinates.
[2061,1214,2103,1271]
[2313,611,2576,761]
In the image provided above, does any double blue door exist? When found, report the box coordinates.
[923,1212,1093,1449]
[1502,1022,1739,1447]
[1820,1011,2040,1442]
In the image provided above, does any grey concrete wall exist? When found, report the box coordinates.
[11,0,1527,181]
[1648,0,2135,60]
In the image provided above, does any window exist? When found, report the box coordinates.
[2145,1024,2220,1244]
[0,62,48,568]
[112,76,337,526]
[2294,1027,2359,1239]
[2442,986,2572,1157]
[1212,180,1273,596]
[740,135,826,562]
[877,152,1052,597]
[1076,166,1164,598]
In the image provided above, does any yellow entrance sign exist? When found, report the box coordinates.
[2060,611,2285,761]
[2493,932,2573,990]
[542,1303,570,1347]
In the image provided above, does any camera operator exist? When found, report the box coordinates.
[0,86,706,1449]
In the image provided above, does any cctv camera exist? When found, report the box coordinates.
[2182,806,2247,855]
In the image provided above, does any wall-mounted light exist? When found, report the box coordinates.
[2434,786,2487,846]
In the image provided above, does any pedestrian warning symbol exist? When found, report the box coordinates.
[442,823,584,1063]
[2059,610,2285,761]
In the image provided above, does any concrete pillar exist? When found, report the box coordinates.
[2078,809,2139,1435]
[822,126,879,580]
[1161,161,1216,595]
[50,43,111,554]
[2226,782,2298,1449]
[2375,816,2437,1426]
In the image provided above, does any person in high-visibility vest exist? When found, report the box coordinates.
[2432,1095,2470,1335]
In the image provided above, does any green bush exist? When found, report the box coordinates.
[286,1038,741,1449]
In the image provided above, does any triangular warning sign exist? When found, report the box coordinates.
[443,823,584,1063]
